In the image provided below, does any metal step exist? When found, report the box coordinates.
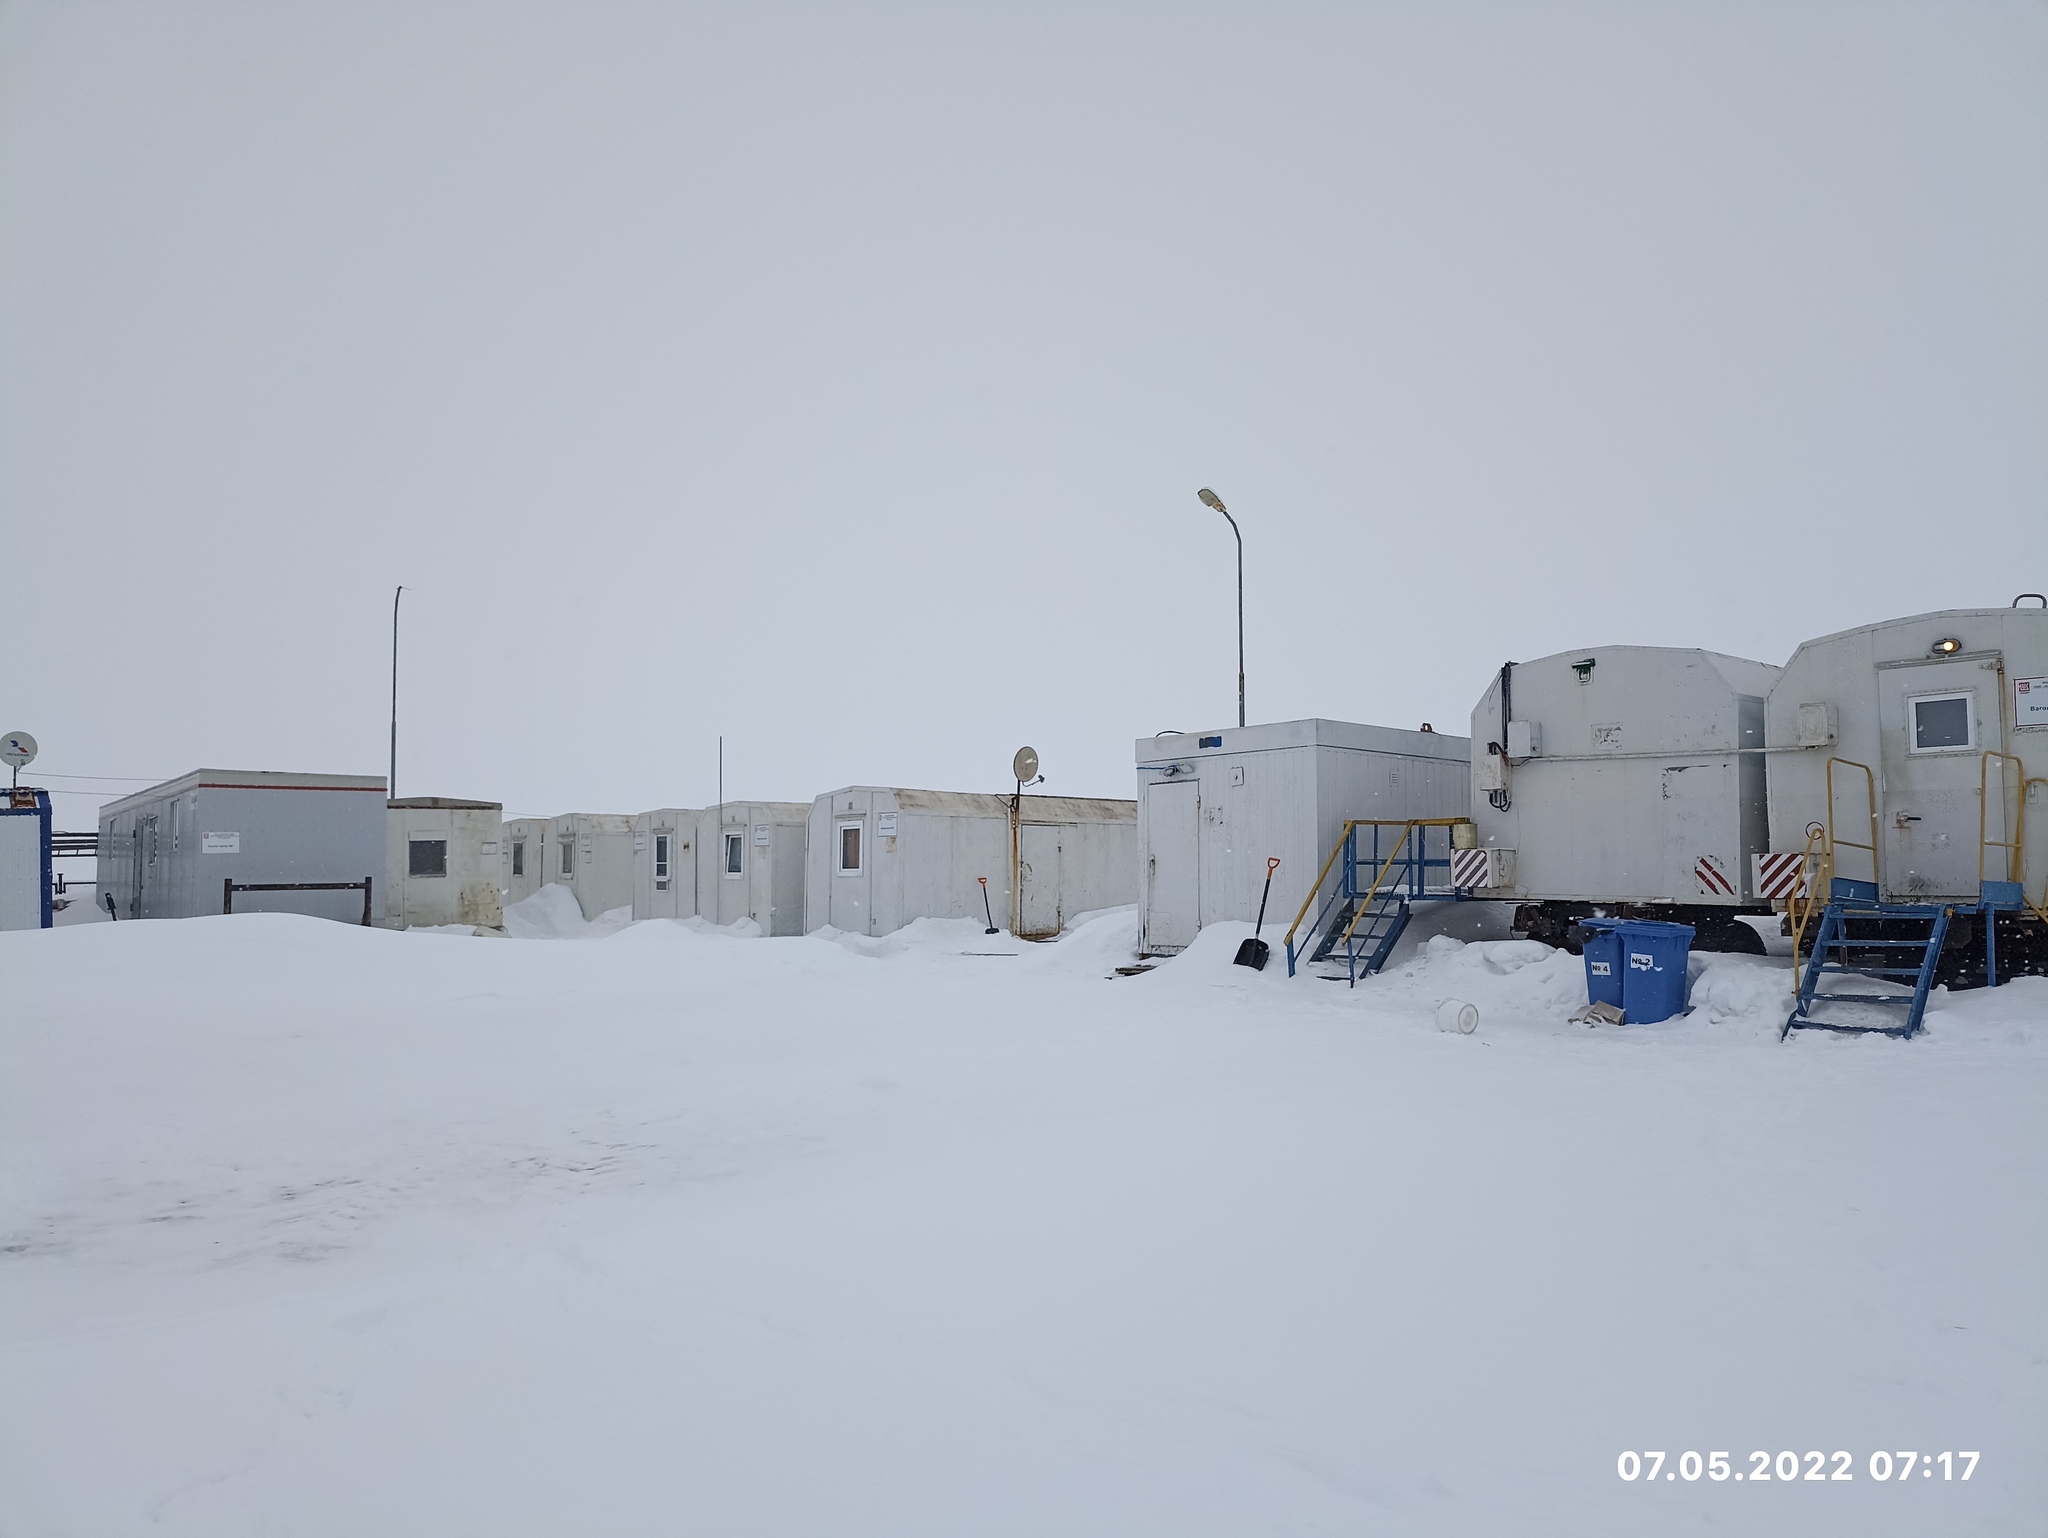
[1784,900,1950,1041]
[1308,898,1359,963]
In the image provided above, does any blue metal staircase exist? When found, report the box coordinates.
[1287,820,1471,985]
[1781,879,1951,1041]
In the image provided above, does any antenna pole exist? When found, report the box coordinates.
[718,735,723,811]
[389,585,404,801]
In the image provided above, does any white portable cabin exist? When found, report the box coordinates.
[1766,605,2048,905]
[501,818,549,907]
[543,813,636,919]
[631,809,701,920]
[96,769,386,922]
[1135,719,1470,956]
[696,802,810,934]
[805,787,1137,939]
[385,797,504,929]
[1467,647,1779,945]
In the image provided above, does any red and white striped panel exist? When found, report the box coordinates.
[1693,853,1736,898]
[1451,848,1492,888]
[1751,851,1807,902]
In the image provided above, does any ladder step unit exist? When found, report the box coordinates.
[1784,898,1951,1042]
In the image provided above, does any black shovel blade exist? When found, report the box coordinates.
[1233,937,1270,971]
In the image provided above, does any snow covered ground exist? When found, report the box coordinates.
[3,902,2042,1535]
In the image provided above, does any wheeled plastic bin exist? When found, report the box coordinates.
[1615,919,1694,1024]
[1577,919,1626,1011]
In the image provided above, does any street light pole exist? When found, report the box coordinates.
[1198,489,1244,727]
[389,585,404,802]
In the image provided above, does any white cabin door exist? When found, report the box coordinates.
[1017,824,1062,938]
[1876,654,2004,899]
[1145,780,1200,952]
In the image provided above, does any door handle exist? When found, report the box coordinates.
[1893,813,1921,829]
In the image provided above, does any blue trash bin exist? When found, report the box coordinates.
[1615,919,1694,1024]
[1577,918,1625,1011]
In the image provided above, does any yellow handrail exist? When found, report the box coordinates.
[1980,750,2025,888]
[1283,829,1353,955]
[1825,757,1880,889]
[1336,823,1414,953]
[2024,777,2048,924]
[1787,823,1831,998]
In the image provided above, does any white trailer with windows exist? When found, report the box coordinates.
[631,809,701,921]
[1468,647,1779,950]
[543,813,636,919]
[385,797,503,929]
[805,787,1136,939]
[96,769,386,922]
[501,818,548,907]
[1765,603,2048,981]
[696,802,809,934]
[1136,720,1469,956]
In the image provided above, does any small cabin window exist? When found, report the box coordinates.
[409,839,448,877]
[511,841,525,877]
[654,834,669,881]
[724,832,744,876]
[838,821,862,873]
[560,839,575,876]
[1910,692,1974,753]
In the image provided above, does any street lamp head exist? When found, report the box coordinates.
[1197,487,1226,514]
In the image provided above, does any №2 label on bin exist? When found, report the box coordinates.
[1630,952,1655,971]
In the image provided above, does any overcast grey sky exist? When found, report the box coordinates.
[4,1,2045,827]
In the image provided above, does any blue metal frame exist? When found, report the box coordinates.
[1286,820,1474,983]
[2,787,54,930]
[1784,877,2037,1041]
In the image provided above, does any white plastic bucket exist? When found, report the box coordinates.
[1435,998,1479,1035]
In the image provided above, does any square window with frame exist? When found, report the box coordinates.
[724,831,744,876]
[408,839,448,877]
[1909,691,1975,753]
[838,821,862,873]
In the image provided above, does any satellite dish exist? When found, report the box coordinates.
[1012,746,1039,783]
[0,730,36,769]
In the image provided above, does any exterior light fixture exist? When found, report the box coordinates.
[1572,658,1597,683]
[1930,637,1962,656]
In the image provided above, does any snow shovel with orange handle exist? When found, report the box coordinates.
[1233,858,1283,970]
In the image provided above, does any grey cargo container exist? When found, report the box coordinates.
[386,797,504,929]
[1767,605,2048,905]
[696,802,809,935]
[1468,647,1779,950]
[805,787,1136,940]
[96,769,385,922]
[1135,719,1469,956]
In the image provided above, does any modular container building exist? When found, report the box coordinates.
[805,787,1137,939]
[1135,719,1470,956]
[500,818,548,907]
[96,769,386,922]
[544,813,636,919]
[1467,646,1780,950]
[385,797,503,929]
[631,809,701,921]
[1765,603,2048,979]
[696,802,810,934]
[1,787,53,931]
